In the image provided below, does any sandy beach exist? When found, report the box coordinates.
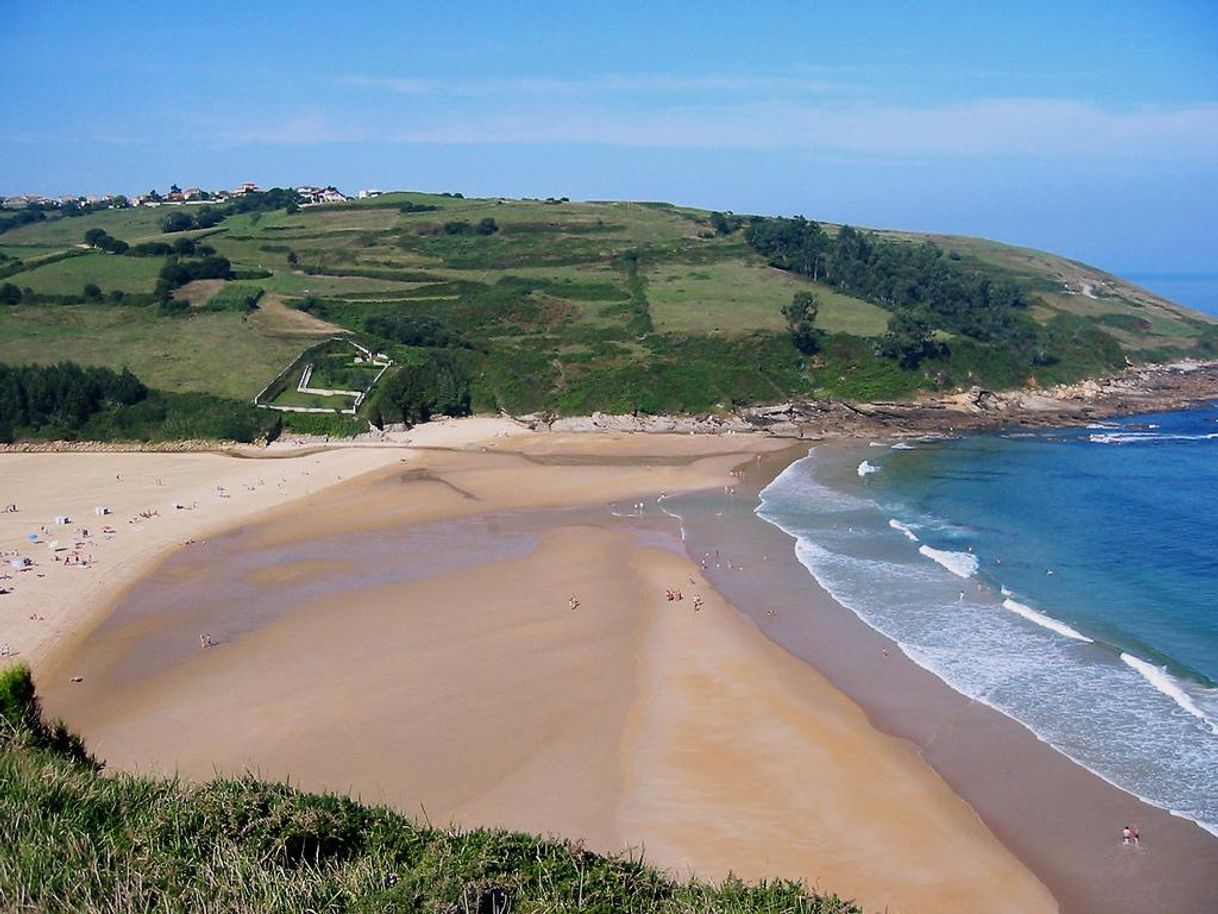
[13,422,1215,912]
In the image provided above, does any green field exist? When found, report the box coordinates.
[6,251,165,294]
[645,261,890,336]
[0,304,303,399]
[2,206,192,247]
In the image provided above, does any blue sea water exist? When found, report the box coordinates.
[757,404,1218,835]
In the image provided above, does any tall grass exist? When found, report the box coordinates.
[0,663,859,913]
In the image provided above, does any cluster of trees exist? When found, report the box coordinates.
[159,188,304,234]
[0,362,280,443]
[747,217,1033,366]
[155,255,234,309]
[0,208,47,236]
[440,218,500,236]
[709,211,745,235]
[1,283,22,305]
[83,227,129,254]
[0,362,146,440]
[399,201,439,213]
[363,314,461,348]
[160,208,222,233]
[365,353,471,427]
[85,229,213,260]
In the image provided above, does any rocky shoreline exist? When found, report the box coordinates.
[5,360,1217,452]
[523,358,1218,439]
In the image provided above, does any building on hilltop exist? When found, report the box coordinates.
[298,185,349,205]
[358,189,383,199]
[235,181,261,195]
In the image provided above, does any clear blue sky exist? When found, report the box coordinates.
[5,1,1217,275]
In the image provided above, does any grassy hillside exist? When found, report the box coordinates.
[1,191,1214,428]
[0,662,856,913]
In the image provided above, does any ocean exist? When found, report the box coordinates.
[756,404,1218,836]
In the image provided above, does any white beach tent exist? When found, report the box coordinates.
[54,515,70,525]
[95,506,110,515]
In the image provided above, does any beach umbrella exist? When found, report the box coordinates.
[27,533,37,541]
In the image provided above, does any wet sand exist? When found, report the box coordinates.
[0,417,528,667]
[36,432,1055,914]
[680,441,1218,914]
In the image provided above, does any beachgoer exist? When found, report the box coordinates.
[1122,825,1132,845]
[1132,826,1141,846]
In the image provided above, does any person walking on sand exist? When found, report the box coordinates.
[1132,826,1141,846]
[1122,825,1133,846]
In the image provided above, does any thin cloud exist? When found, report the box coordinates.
[208,97,1218,165]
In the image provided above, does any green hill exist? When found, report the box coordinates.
[1,191,1214,432]
[0,662,856,913]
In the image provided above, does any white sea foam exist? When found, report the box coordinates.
[1089,431,1218,445]
[888,519,919,542]
[869,441,887,447]
[891,441,917,450]
[756,439,1218,836]
[857,460,881,477]
[1002,597,1093,642]
[759,452,874,515]
[918,545,979,578]
[1120,653,1218,735]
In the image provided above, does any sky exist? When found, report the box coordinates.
[4,1,1217,278]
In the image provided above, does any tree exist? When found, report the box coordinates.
[172,237,196,256]
[877,310,937,369]
[782,291,821,354]
[286,250,298,265]
[83,228,108,248]
[194,206,223,229]
[82,283,102,301]
[709,211,741,235]
[0,283,21,305]
[476,217,500,236]
[160,211,195,233]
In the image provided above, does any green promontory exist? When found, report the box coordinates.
[1,191,1214,433]
[0,662,857,913]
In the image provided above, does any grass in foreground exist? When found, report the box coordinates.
[0,663,858,913]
